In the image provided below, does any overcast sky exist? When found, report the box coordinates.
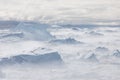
[0,0,120,25]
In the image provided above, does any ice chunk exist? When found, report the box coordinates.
[83,53,99,62]
[0,21,53,41]
[0,52,63,66]
[86,31,103,36]
[50,38,83,44]
[95,47,109,52]
[112,50,120,57]
[12,22,53,41]
[0,32,24,39]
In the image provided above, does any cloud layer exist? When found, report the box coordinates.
[0,0,120,24]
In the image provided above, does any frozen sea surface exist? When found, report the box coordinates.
[0,21,120,80]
